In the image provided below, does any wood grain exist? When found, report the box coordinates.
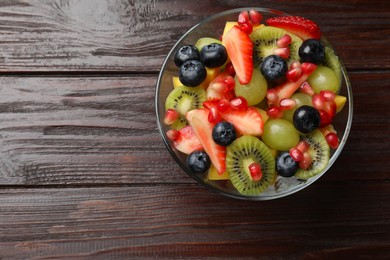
[0,0,388,72]
[0,184,389,259]
[0,71,387,185]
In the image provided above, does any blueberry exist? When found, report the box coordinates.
[179,60,207,87]
[299,39,325,64]
[174,45,200,67]
[187,150,211,174]
[212,121,236,146]
[260,55,288,85]
[200,43,228,68]
[276,152,299,177]
[293,105,321,133]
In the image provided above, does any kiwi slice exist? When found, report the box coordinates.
[250,26,302,68]
[165,85,206,129]
[226,135,275,195]
[295,129,330,180]
[323,46,342,93]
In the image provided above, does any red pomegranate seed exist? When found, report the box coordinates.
[164,109,179,125]
[289,61,301,70]
[208,106,221,123]
[289,148,304,162]
[296,140,310,153]
[277,34,292,48]
[300,82,314,96]
[266,88,278,102]
[224,75,236,91]
[319,109,333,128]
[230,96,248,110]
[166,129,179,141]
[249,10,263,25]
[320,90,336,102]
[299,152,312,170]
[224,62,236,77]
[212,82,228,93]
[274,47,290,59]
[312,94,326,110]
[239,21,253,34]
[286,67,302,82]
[217,99,231,112]
[280,98,297,110]
[249,162,263,181]
[267,106,283,118]
[326,132,339,149]
[238,11,250,24]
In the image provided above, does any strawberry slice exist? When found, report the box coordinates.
[266,16,321,40]
[220,106,264,136]
[222,26,253,85]
[167,126,203,155]
[186,109,226,174]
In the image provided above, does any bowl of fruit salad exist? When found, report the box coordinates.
[155,8,352,200]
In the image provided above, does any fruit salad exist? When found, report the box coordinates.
[162,9,348,196]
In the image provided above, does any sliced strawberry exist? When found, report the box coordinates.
[222,26,253,85]
[167,126,203,155]
[267,62,317,107]
[220,106,264,136]
[266,16,321,40]
[186,109,226,174]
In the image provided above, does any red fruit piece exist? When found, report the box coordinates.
[325,132,339,150]
[266,16,321,40]
[267,62,317,107]
[249,162,263,181]
[206,72,235,101]
[230,96,248,110]
[222,26,253,85]
[220,106,264,136]
[186,109,226,174]
[164,109,179,125]
[167,126,203,155]
[249,10,263,26]
[289,147,304,162]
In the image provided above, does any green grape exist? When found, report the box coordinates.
[282,93,313,122]
[234,69,268,105]
[307,65,339,94]
[262,119,300,151]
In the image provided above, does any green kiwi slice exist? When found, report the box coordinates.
[323,46,342,93]
[226,135,275,195]
[295,129,330,180]
[250,26,302,67]
[165,85,206,129]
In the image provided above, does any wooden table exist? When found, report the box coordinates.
[0,0,389,259]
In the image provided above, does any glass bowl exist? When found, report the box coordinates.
[155,8,353,200]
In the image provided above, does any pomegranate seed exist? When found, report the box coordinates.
[319,109,333,128]
[300,62,317,74]
[326,132,339,149]
[273,47,290,59]
[208,106,221,123]
[320,90,336,102]
[166,129,179,141]
[300,82,314,96]
[238,11,250,24]
[277,34,292,48]
[249,162,263,181]
[286,67,302,82]
[289,61,301,70]
[296,140,310,153]
[224,62,236,77]
[299,152,312,170]
[267,106,283,119]
[319,124,336,137]
[266,88,278,102]
[239,21,253,34]
[230,96,248,110]
[249,10,263,25]
[164,109,179,125]
[289,148,304,162]
[224,75,235,91]
[312,94,326,110]
[280,98,297,110]
[217,99,231,112]
[212,82,228,93]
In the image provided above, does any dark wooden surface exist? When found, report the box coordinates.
[0,0,389,259]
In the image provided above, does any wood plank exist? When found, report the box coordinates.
[0,184,389,259]
[0,71,388,185]
[0,0,388,72]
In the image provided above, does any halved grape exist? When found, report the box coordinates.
[262,119,300,151]
[234,69,268,105]
[307,65,339,93]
